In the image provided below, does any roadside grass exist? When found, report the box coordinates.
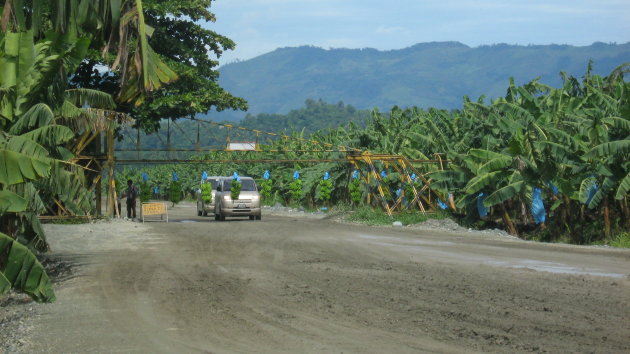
[345,206,449,226]
[598,232,630,248]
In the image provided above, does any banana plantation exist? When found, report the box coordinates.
[1,0,629,307]
[122,62,630,245]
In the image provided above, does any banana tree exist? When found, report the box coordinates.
[1,0,178,105]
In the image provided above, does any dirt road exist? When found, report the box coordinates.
[5,203,630,353]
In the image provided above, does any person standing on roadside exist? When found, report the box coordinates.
[124,179,139,219]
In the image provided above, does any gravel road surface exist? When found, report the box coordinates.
[2,202,629,353]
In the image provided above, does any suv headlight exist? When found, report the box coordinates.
[251,195,259,200]
[223,195,231,201]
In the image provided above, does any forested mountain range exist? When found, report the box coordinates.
[207,41,630,122]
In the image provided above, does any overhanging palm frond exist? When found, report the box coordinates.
[65,88,116,109]
[114,0,178,105]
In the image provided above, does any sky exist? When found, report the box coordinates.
[206,0,630,66]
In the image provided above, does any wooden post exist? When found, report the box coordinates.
[106,129,115,217]
[95,132,102,216]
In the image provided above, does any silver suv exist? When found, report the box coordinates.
[196,176,224,216]
[214,177,262,221]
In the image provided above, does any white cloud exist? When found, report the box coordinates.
[375,25,406,35]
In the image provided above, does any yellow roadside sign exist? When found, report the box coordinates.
[142,202,168,222]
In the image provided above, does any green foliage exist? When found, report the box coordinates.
[70,0,247,132]
[116,100,370,150]
[260,179,273,204]
[239,99,370,134]
[609,233,630,248]
[349,179,362,205]
[404,180,423,204]
[115,62,630,245]
[0,232,55,303]
[138,181,151,202]
[169,181,182,205]
[200,183,212,203]
[346,207,394,225]
[231,180,242,200]
[317,179,333,203]
[289,179,303,204]
[347,207,430,226]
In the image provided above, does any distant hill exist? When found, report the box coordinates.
[206,41,630,121]
[240,99,370,134]
[117,100,371,156]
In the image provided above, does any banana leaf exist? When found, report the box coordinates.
[0,189,27,213]
[483,181,525,207]
[616,173,630,200]
[0,232,55,302]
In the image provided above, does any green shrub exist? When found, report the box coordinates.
[169,181,182,205]
[347,207,429,226]
[231,180,242,200]
[349,179,362,205]
[289,179,302,203]
[200,183,212,203]
[139,181,151,202]
[609,232,630,248]
[317,179,333,204]
[260,179,273,203]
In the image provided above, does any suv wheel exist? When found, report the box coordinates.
[197,209,202,216]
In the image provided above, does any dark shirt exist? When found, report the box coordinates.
[127,185,138,201]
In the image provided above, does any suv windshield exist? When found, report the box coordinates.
[205,178,220,189]
[223,179,256,191]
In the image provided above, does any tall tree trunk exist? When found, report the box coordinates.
[603,197,611,237]
[622,198,630,231]
[501,203,518,237]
